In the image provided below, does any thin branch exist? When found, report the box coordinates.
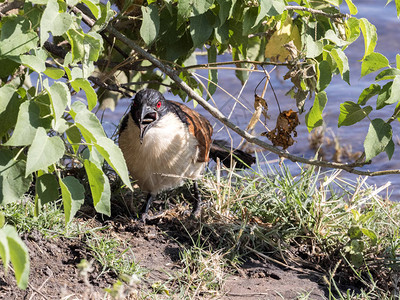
[182,60,289,70]
[285,6,350,19]
[0,0,24,15]
[122,81,173,88]
[88,75,134,96]
[70,5,96,26]
[105,25,400,177]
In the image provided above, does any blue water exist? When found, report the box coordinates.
[102,1,400,199]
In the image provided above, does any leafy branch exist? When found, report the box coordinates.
[105,24,400,177]
[284,6,350,19]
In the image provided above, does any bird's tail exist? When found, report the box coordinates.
[209,140,255,169]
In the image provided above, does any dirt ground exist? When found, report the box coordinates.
[0,206,332,300]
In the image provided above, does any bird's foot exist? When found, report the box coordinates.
[140,211,166,224]
[191,200,203,219]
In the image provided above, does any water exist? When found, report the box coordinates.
[103,1,400,199]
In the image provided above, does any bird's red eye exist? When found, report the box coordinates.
[156,101,162,109]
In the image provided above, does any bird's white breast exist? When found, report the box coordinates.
[119,112,205,195]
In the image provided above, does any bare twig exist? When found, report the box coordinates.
[88,75,134,96]
[28,267,53,300]
[285,6,350,19]
[245,245,323,277]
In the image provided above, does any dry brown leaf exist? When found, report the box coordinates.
[254,94,269,119]
[262,109,300,149]
[247,94,269,131]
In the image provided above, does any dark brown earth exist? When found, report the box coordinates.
[0,206,331,300]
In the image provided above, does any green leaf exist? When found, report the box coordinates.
[46,82,71,130]
[0,213,5,228]
[255,0,273,25]
[190,11,215,48]
[178,0,192,24]
[359,18,377,59]
[20,49,47,73]
[346,17,360,43]
[59,176,85,224]
[216,0,234,23]
[71,79,97,111]
[94,137,133,190]
[207,45,218,97]
[0,16,39,57]
[358,84,381,105]
[92,1,113,32]
[66,30,102,65]
[324,30,349,47]
[364,118,392,162]
[384,75,400,106]
[82,146,105,166]
[36,174,59,205]
[66,125,82,154]
[270,0,285,15]
[361,52,389,77]
[305,92,328,132]
[0,149,32,205]
[0,85,22,139]
[43,68,65,79]
[375,68,400,81]
[348,225,362,239]
[0,230,10,275]
[304,34,323,58]
[140,4,160,45]
[25,128,65,176]
[345,0,358,15]
[317,60,331,91]
[330,47,350,84]
[393,0,400,17]
[71,102,106,143]
[0,58,19,78]
[40,0,73,45]
[376,81,393,109]
[84,160,111,216]
[3,226,30,289]
[397,54,400,69]
[193,0,214,15]
[84,32,103,62]
[243,7,259,35]
[5,101,49,147]
[338,101,372,127]
[82,0,100,18]
[385,139,395,160]
[361,228,377,246]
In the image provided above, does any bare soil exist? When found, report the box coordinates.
[0,205,331,299]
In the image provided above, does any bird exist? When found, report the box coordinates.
[118,89,255,221]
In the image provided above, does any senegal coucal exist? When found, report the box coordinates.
[118,89,255,220]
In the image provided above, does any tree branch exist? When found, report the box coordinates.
[0,0,24,16]
[285,6,350,19]
[105,25,400,177]
[182,60,289,70]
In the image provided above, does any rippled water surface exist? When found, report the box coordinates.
[102,1,400,199]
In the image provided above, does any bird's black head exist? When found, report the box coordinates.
[130,89,168,143]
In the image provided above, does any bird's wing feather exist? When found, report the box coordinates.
[167,100,213,163]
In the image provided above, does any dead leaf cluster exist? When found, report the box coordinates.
[262,110,300,149]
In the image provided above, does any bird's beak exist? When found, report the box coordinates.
[139,105,158,143]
